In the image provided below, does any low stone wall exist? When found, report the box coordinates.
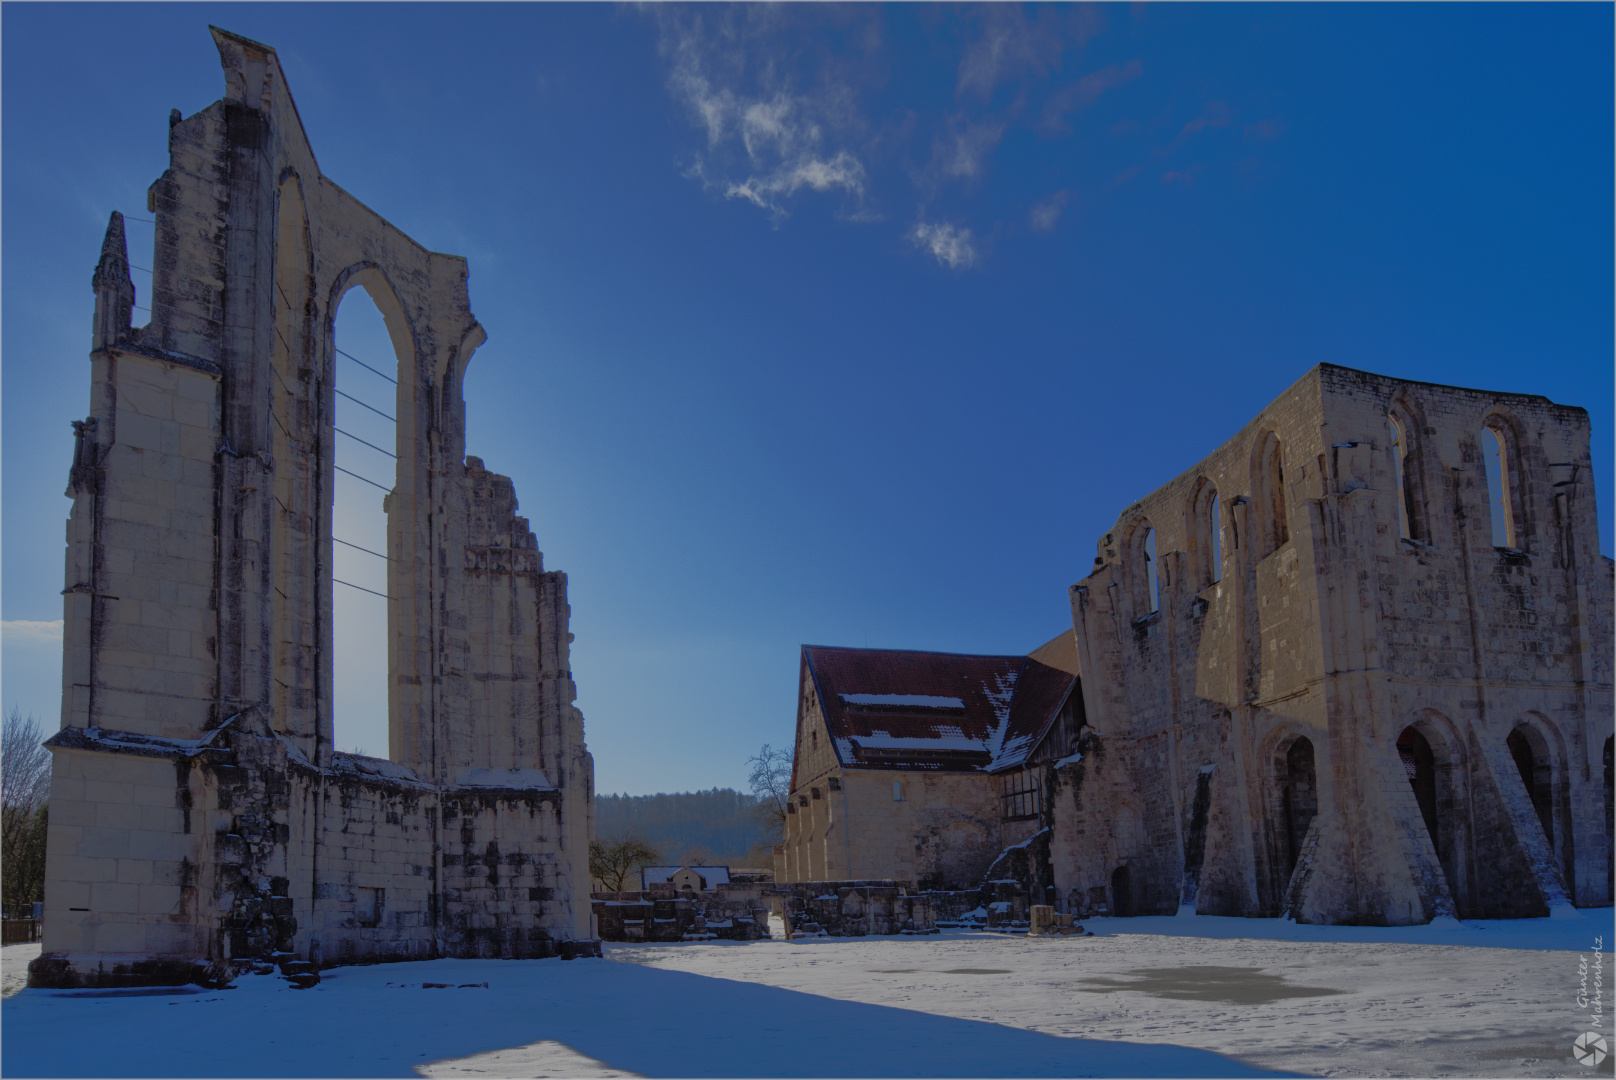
[768,881,937,937]
[591,888,769,942]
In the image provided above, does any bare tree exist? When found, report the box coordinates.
[588,835,661,892]
[747,743,793,843]
[2,708,52,915]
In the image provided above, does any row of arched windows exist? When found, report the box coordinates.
[1130,409,1532,619]
[1389,409,1523,550]
[1130,430,1290,618]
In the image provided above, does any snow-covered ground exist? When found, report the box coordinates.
[2,913,1609,1078]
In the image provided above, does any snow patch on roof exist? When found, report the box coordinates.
[642,866,731,887]
[454,767,553,790]
[852,732,989,753]
[841,693,966,709]
[329,752,426,785]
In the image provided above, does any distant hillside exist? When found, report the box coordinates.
[594,788,773,867]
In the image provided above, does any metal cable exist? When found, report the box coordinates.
[334,388,396,423]
[334,578,391,600]
[336,347,398,385]
[334,537,394,562]
[334,464,391,492]
[335,427,397,458]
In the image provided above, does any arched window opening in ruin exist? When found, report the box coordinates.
[1507,726,1554,847]
[1207,492,1222,584]
[1255,432,1289,555]
[1141,526,1160,615]
[1388,414,1415,540]
[1279,736,1318,883]
[1481,425,1516,549]
[1397,726,1440,854]
[331,288,400,760]
[1110,865,1133,917]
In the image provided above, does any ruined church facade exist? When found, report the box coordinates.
[1060,364,1613,924]
[32,29,595,988]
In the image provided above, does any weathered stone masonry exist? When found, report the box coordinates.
[1059,364,1613,925]
[32,28,595,988]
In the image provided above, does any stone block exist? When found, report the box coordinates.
[90,881,142,914]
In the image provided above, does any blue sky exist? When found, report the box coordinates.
[3,3,1611,796]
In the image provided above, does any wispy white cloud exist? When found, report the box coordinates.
[1040,60,1143,134]
[2,620,63,645]
[1029,190,1070,232]
[910,222,978,270]
[657,8,872,221]
[933,117,1006,182]
[956,4,1102,100]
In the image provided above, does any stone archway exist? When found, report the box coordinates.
[1279,736,1318,884]
[1397,726,1440,850]
[1506,724,1555,847]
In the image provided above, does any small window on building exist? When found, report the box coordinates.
[356,887,383,928]
[1002,771,1039,821]
[798,794,809,807]
[812,729,818,749]
[827,776,841,791]
[892,781,904,802]
[1207,492,1222,584]
[811,787,822,800]
[787,801,797,814]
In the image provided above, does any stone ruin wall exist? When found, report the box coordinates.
[1060,363,1613,925]
[33,29,594,989]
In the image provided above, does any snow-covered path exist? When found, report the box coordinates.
[1,914,1607,1078]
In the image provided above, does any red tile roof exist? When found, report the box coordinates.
[802,645,1076,773]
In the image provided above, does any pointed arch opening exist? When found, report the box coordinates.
[1253,431,1289,557]
[328,279,407,760]
[1191,480,1222,587]
[1387,412,1422,541]
[1278,735,1318,885]
[1506,724,1555,848]
[1128,519,1161,619]
[1398,726,1440,847]
[1480,418,1522,550]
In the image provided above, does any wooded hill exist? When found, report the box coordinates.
[594,788,773,868]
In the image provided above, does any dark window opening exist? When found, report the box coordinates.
[1002,770,1039,821]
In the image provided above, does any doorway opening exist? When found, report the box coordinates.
[1110,865,1133,917]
